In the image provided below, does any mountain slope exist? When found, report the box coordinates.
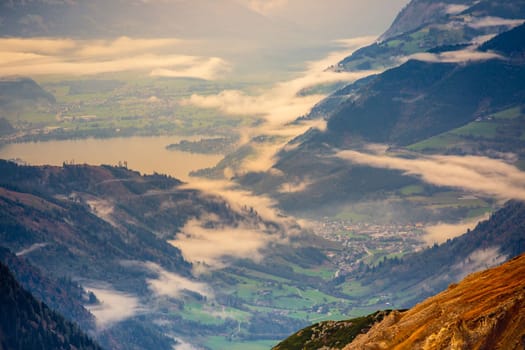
[345,253,525,350]
[272,310,393,350]
[347,200,525,307]
[326,57,525,146]
[277,253,525,350]
[338,0,525,72]
[0,247,97,332]
[241,22,525,215]
[0,160,346,348]
[0,261,102,350]
[326,21,525,146]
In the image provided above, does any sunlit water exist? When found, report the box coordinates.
[0,136,223,182]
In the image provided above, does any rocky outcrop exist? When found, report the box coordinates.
[344,254,525,350]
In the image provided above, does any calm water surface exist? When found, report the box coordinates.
[0,136,223,182]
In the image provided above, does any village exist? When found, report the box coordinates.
[311,218,427,275]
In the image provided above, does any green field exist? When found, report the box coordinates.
[5,75,260,142]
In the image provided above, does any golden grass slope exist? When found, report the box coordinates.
[345,254,525,350]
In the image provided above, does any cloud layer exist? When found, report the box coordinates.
[0,37,229,79]
[144,262,213,299]
[184,36,379,125]
[183,36,379,174]
[86,286,142,329]
[406,49,502,64]
[452,247,507,280]
[467,17,524,30]
[170,220,271,267]
[336,150,525,201]
[174,180,300,271]
[422,214,489,245]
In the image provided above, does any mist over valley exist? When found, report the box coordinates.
[1,0,525,349]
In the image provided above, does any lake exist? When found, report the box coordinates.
[0,136,223,182]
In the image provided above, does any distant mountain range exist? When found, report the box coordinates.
[275,252,525,350]
[0,0,282,40]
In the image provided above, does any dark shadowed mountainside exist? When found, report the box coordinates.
[0,261,102,350]
[0,247,96,332]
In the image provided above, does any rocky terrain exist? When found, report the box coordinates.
[277,253,525,349]
[346,254,525,349]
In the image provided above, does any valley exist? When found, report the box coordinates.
[1,0,525,349]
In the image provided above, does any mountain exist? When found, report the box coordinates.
[0,77,55,104]
[313,21,525,147]
[343,200,525,308]
[276,252,525,350]
[237,20,525,216]
[336,0,525,72]
[0,160,345,348]
[0,77,56,133]
[0,118,15,136]
[0,261,102,350]
[0,160,192,283]
[0,247,97,332]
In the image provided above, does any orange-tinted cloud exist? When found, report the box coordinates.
[0,37,228,80]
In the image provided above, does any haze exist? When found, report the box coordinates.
[0,0,410,78]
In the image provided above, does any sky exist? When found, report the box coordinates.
[1,0,410,40]
[0,0,410,77]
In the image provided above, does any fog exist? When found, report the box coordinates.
[423,214,490,245]
[0,37,229,79]
[407,49,502,64]
[86,286,142,329]
[16,243,49,256]
[452,247,507,280]
[337,150,525,201]
[184,36,379,124]
[184,37,380,175]
[144,262,213,299]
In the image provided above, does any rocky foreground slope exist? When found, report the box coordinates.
[277,253,525,350]
[350,254,525,350]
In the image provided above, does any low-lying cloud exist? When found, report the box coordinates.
[174,179,303,271]
[86,286,142,329]
[16,243,48,256]
[406,49,502,64]
[422,214,489,245]
[183,36,379,126]
[144,262,213,299]
[169,217,283,270]
[183,36,379,175]
[445,4,469,15]
[467,16,524,29]
[336,150,525,201]
[0,37,228,79]
[452,247,507,280]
